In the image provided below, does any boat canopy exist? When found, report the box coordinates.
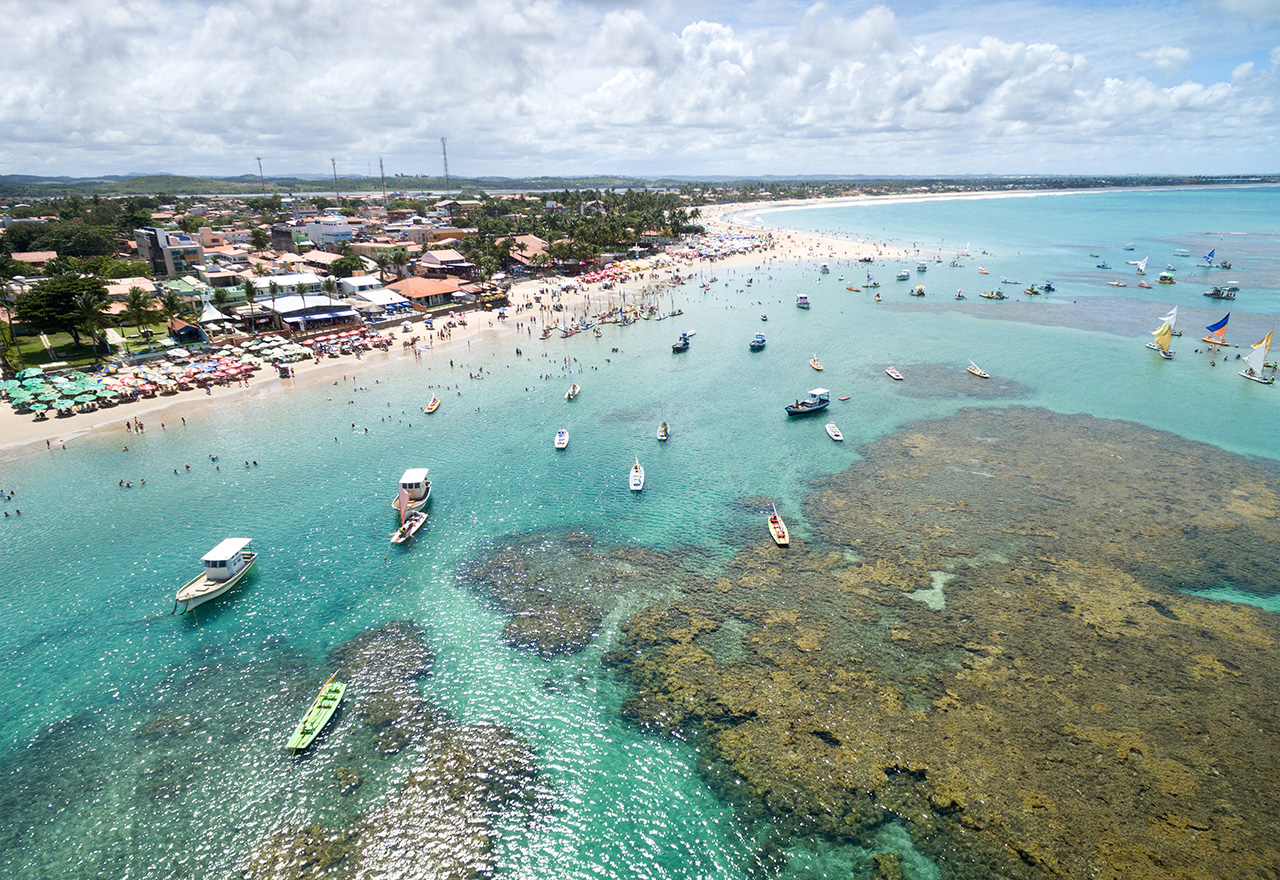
[808,388,830,397]
[399,468,429,486]
[202,538,252,563]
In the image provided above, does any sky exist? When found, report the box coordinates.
[1,0,1277,179]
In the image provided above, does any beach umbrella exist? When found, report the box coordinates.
[22,377,47,388]
[0,379,21,390]
[96,390,116,399]
[28,402,48,412]
[38,391,62,401]
[75,394,96,403]
[16,367,43,379]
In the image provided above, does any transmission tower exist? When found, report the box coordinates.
[331,158,340,206]
[379,156,387,202]
[256,157,265,197]
[441,137,450,197]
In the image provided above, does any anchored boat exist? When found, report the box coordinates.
[768,504,790,546]
[176,538,257,614]
[785,388,830,416]
[390,468,431,512]
[286,675,346,752]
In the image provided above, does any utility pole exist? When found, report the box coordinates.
[441,137,450,197]
[256,157,265,197]
[379,156,387,202]
[331,158,340,207]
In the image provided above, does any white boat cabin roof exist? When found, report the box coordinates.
[808,388,830,396]
[399,468,430,484]
[202,538,252,563]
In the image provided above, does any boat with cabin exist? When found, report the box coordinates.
[979,290,1006,300]
[785,388,830,416]
[966,361,990,379]
[286,675,346,753]
[629,458,645,492]
[175,538,257,614]
[554,427,569,449]
[768,504,790,546]
[796,294,811,309]
[390,468,431,512]
[810,355,823,371]
[1204,286,1237,300]
[896,269,911,281]
[672,332,691,352]
[749,333,766,351]
[1158,272,1176,284]
[825,423,843,441]
[917,261,928,273]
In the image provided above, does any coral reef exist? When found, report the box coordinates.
[607,408,1280,879]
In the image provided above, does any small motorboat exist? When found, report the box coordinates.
[885,366,903,381]
[554,427,569,449]
[910,285,925,297]
[761,314,768,321]
[672,333,691,352]
[810,356,824,371]
[966,360,990,379]
[837,395,851,401]
[629,457,645,492]
[565,383,580,400]
[825,423,843,441]
[749,334,766,351]
[768,504,789,546]
[423,396,440,413]
[656,421,669,442]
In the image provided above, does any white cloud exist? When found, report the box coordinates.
[1139,46,1193,77]
[0,0,1276,177]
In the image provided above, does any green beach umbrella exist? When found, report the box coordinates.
[22,378,47,387]
[75,394,97,403]
[28,402,48,411]
[96,389,117,399]
[16,367,43,379]
[38,391,62,401]
[0,379,20,390]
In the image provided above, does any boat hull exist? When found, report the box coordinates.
[769,515,790,546]
[390,511,428,544]
[176,553,257,613]
[287,681,346,751]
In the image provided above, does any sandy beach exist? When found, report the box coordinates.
[2,215,864,461]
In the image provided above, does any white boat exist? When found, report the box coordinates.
[1147,322,1175,359]
[825,423,843,441]
[1162,306,1182,337]
[1241,332,1275,384]
[554,427,569,449]
[629,457,645,491]
[565,383,580,400]
[390,468,431,511]
[391,487,427,544]
[176,538,257,614]
[967,360,990,379]
[885,365,904,380]
[896,269,911,281]
[796,294,810,309]
[917,261,928,272]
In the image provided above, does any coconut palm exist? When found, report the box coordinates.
[122,286,159,345]
[70,287,112,356]
[249,226,271,253]
[321,276,338,297]
[389,248,410,279]
[373,252,393,282]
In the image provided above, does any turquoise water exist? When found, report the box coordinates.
[2,186,1277,879]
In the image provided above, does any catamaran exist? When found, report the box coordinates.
[390,469,431,511]
[175,538,257,614]
[1201,313,1230,346]
[1147,322,1175,359]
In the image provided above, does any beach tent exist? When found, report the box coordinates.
[199,302,229,324]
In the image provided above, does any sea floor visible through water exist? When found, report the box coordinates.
[1,185,1277,880]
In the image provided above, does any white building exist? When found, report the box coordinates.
[304,216,354,247]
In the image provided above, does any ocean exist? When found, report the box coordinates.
[1,185,1277,879]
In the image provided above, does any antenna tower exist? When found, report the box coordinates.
[379,156,387,202]
[441,137,450,197]
[256,157,265,197]
[331,158,340,206]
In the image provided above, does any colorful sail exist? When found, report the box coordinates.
[1252,331,1272,356]
[396,486,409,525]
[1203,248,1215,266]
[1151,322,1172,353]
[1203,313,1230,343]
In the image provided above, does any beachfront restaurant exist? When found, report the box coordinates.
[258,294,361,334]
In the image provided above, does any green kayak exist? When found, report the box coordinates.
[286,678,346,751]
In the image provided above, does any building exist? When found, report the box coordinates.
[134,227,205,278]
[417,248,474,278]
[249,272,323,297]
[304,216,354,248]
[387,277,463,310]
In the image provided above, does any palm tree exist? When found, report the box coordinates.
[321,276,338,297]
[70,287,112,357]
[249,226,271,253]
[373,252,393,282]
[242,279,257,335]
[158,289,188,325]
[390,248,410,279]
[122,286,158,347]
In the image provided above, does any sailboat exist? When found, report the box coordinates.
[1136,257,1148,276]
[1201,313,1230,346]
[629,457,645,492]
[967,360,990,378]
[768,503,790,546]
[1147,322,1175,359]
[1252,330,1276,369]
[1162,306,1182,337]
[1239,343,1275,384]
[390,486,427,544]
[1203,248,1216,267]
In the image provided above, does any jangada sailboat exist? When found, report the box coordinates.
[1239,343,1275,384]
[1147,321,1175,359]
[391,487,427,544]
[768,504,790,546]
[1162,306,1182,337]
[629,457,645,492]
[1201,313,1230,346]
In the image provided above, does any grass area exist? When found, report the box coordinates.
[10,331,110,370]
[117,321,173,355]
